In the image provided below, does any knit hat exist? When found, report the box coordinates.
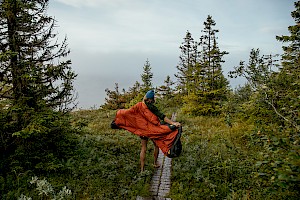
[145,90,155,99]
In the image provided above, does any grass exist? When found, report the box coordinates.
[169,115,299,199]
[61,109,155,199]
[6,109,155,199]
[5,109,298,199]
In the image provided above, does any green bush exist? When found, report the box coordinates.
[1,109,154,199]
[169,116,299,199]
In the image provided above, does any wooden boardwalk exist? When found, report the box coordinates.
[150,149,172,198]
[136,150,172,200]
[137,113,177,200]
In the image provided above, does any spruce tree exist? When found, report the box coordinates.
[126,81,141,102]
[141,58,153,93]
[181,16,229,116]
[156,75,175,98]
[275,0,300,129]
[0,0,76,115]
[103,83,126,110]
[198,15,229,92]
[229,1,300,129]
[175,30,198,94]
[155,75,180,110]
[0,0,76,174]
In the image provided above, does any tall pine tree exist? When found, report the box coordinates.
[156,75,175,98]
[0,0,77,177]
[0,0,76,115]
[102,83,126,110]
[198,15,229,92]
[141,58,153,93]
[275,0,300,129]
[175,30,198,94]
[181,16,229,116]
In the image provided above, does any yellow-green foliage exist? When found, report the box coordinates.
[169,115,299,199]
[125,93,144,108]
[181,92,223,116]
[3,109,298,199]
[2,109,154,199]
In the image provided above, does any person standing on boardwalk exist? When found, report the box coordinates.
[140,90,181,172]
[112,90,181,172]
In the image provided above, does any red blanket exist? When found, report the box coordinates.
[114,102,178,154]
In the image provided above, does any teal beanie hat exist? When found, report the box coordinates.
[145,90,155,99]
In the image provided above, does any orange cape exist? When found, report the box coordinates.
[114,102,178,154]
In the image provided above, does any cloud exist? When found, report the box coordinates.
[51,1,186,54]
[54,0,98,8]
[54,0,140,8]
[259,26,288,36]
[49,0,295,108]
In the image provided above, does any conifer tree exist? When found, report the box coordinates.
[0,0,76,176]
[228,48,279,123]
[156,75,175,99]
[175,30,198,94]
[227,2,300,187]
[274,0,300,129]
[113,60,154,108]
[228,49,276,91]
[198,15,229,92]
[127,81,141,101]
[181,16,229,116]
[0,0,76,115]
[155,75,180,110]
[141,59,153,93]
[103,83,126,110]
[229,0,300,129]
[0,0,76,132]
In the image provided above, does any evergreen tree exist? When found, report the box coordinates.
[0,0,76,115]
[228,49,275,90]
[0,0,76,133]
[141,58,153,93]
[228,48,279,122]
[181,16,229,116]
[0,0,77,177]
[198,15,229,92]
[126,59,154,107]
[102,83,126,110]
[126,81,141,102]
[156,75,181,112]
[156,75,175,99]
[128,81,141,94]
[275,0,300,129]
[227,2,300,189]
[103,60,154,109]
[175,30,198,94]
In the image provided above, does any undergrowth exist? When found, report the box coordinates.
[169,115,299,199]
[1,109,154,199]
[2,109,298,199]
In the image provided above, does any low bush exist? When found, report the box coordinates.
[1,109,154,199]
[169,116,299,199]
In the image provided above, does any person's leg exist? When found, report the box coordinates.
[153,141,160,168]
[140,138,148,172]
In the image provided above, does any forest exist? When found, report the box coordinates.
[0,0,299,199]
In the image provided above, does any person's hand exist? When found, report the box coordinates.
[173,122,181,127]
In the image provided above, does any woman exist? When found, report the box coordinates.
[113,90,181,172]
[140,90,181,172]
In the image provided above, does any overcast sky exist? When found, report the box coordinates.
[48,0,295,109]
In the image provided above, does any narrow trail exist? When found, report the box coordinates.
[137,113,177,200]
[149,149,172,199]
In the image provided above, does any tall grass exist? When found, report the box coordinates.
[5,109,298,199]
[169,115,298,199]
[60,109,155,199]
[5,109,154,199]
